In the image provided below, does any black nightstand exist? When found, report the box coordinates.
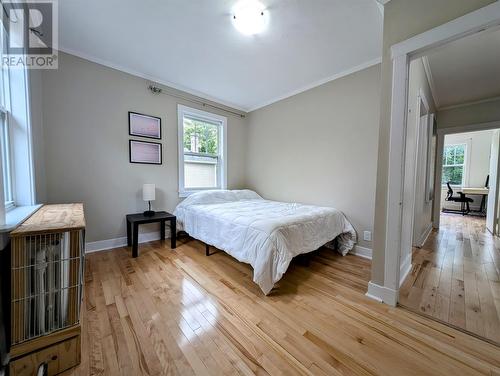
[126,211,176,258]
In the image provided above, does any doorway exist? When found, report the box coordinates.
[392,18,500,344]
[400,126,500,344]
[375,4,500,311]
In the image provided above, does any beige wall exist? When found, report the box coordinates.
[372,0,496,285]
[437,98,500,128]
[245,64,381,249]
[41,53,247,242]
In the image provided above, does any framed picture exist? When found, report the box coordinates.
[129,140,162,165]
[129,111,161,139]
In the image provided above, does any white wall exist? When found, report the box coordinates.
[245,64,381,250]
[41,53,247,242]
[440,130,493,210]
[407,58,436,247]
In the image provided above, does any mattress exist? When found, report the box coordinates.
[174,190,357,294]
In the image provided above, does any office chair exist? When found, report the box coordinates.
[445,182,473,215]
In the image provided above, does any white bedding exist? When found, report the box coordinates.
[174,190,356,295]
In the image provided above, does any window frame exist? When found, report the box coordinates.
[441,142,470,187]
[177,105,227,197]
[0,110,14,211]
[0,23,14,211]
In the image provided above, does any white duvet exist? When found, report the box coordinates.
[174,190,356,295]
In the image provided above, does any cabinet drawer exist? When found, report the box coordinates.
[10,335,80,376]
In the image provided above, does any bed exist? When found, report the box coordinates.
[174,190,357,295]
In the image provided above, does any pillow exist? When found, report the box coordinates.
[177,189,262,209]
[177,190,237,208]
[232,189,263,201]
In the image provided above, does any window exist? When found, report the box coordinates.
[0,24,13,210]
[178,105,227,196]
[442,144,466,186]
[0,112,12,207]
[0,22,34,219]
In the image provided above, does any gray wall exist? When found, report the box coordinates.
[40,53,381,251]
[41,53,247,242]
[245,64,381,249]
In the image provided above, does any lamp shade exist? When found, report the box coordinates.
[142,184,156,201]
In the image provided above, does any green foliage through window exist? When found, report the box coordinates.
[442,144,466,185]
[183,117,219,155]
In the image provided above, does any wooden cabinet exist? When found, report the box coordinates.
[9,327,80,376]
[9,204,85,375]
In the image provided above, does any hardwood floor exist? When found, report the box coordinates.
[400,213,500,345]
[65,235,500,376]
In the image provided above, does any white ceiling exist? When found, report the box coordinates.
[58,0,383,112]
[424,28,500,109]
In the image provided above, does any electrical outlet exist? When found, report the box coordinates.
[363,231,372,242]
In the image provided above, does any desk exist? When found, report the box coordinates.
[461,187,489,195]
[460,187,489,213]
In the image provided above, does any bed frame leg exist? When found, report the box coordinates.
[204,242,218,256]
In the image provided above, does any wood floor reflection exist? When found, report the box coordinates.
[65,235,500,375]
[400,213,500,345]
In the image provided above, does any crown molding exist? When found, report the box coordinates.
[57,46,250,113]
[247,57,382,112]
[438,95,500,111]
[57,46,382,116]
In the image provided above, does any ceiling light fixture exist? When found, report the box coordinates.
[232,0,268,36]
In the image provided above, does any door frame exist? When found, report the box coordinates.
[432,121,500,230]
[412,92,432,245]
[399,89,431,285]
[486,130,500,235]
[375,2,500,306]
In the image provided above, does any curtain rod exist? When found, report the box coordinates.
[147,84,246,118]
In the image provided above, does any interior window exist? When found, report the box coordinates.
[441,144,466,186]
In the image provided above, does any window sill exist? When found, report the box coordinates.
[0,204,42,233]
[5,201,15,212]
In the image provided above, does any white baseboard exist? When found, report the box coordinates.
[414,223,432,248]
[85,237,129,253]
[399,253,412,287]
[366,281,398,306]
[351,245,372,260]
[85,228,171,253]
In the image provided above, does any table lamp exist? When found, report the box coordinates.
[142,184,156,217]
